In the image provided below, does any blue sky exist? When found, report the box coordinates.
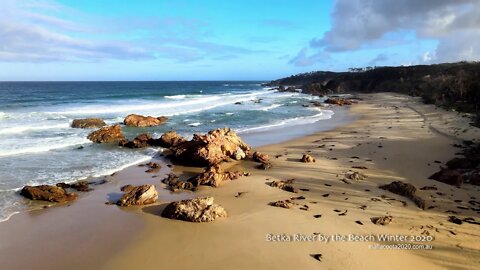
[0,0,479,81]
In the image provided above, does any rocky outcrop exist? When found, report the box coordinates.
[169,128,251,166]
[187,165,246,188]
[87,124,125,143]
[379,181,425,209]
[124,114,168,127]
[20,185,77,202]
[161,197,227,222]
[301,154,315,163]
[158,131,187,148]
[162,173,195,191]
[56,180,92,192]
[71,118,106,129]
[116,184,158,206]
[268,180,299,193]
[324,98,353,106]
[119,133,153,148]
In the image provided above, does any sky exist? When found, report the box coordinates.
[0,0,479,81]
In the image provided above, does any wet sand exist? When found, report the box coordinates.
[1,93,479,269]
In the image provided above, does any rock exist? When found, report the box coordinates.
[20,185,77,202]
[257,162,272,170]
[448,216,463,225]
[124,114,168,127]
[253,151,269,163]
[234,101,242,105]
[161,197,227,222]
[345,171,366,181]
[117,184,158,206]
[87,124,125,143]
[301,154,316,163]
[446,157,478,169]
[324,98,353,106]
[71,118,106,129]
[371,216,393,225]
[144,162,161,173]
[379,181,425,209]
[429,168,463,187]
[119,133,153,148]
[269,200,293,209]
[233,148,246,160]
[162,173,195,192]
[268,180,299,193]
[169,128,251,166]
[56,180,92,192]
[157,131,187,148]
[187,165,245,188]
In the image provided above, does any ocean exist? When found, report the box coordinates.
[0,81,332,221]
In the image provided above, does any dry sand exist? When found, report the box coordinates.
[1,93,479,270]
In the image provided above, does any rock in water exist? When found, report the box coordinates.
[87,124,125,143]
[187,165,245,188]
[301,154,316,163]
[119,133,153,148]
[71,118,106,129]
[117,184,158,206]
[253,151,270,163]
[20,185,78,202]
[169,128,251,166]
[379,181,425,209]
[162,197,227,222]
[157,131,187,148]
[124,114,168,127]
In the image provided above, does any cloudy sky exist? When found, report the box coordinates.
[1,0,479,80]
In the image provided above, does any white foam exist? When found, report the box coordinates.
[188,122,201,127]
[164,95,186,99]
[0,136,90,157]
[259,103,282,111]
[0,123,70,135]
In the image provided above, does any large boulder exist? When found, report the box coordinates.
[169,128,251,166]
[379,181,425,209]
[20,185,77,202]
[187,165,245,188]
[87,124,125,143]
[161,197,227,222]
[124,114,168,127]
[71,118,106,129]
[158,131,187,148]
[117,184,158,206]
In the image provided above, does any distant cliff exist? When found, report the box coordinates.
[268,62,480,126]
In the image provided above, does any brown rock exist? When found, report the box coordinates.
[429,168,463,187]
[257,162,272,170]
[371,216,393,225]
[71,118,106,129]
[345,171,366,181]
[162,173,195,192]
[117,184,158,206]
[124,114,168,127]
[157,131,187,148]
[56,180,92,192]
[301,154,316,163]
[20,185,77,202]
[187,165,245,188]
[379,181,425,209]
[169,128,251,166]
[87,124,125,143]
[253,151,269,163]
[324,98,353,106]
[269,200,293,209]
[161,197,227,222]
[268,180,299,193]
[119,133,153,148]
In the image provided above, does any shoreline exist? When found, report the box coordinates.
[1,92,479,269]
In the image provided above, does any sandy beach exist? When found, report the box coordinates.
[1,92,479,270]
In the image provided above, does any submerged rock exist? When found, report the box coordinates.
[87,124,125,143]
[124,114,168,127]
[20,185,77,202]
[116,184,158,206]
[169,128,251,166]
[379,181,425,209]
[301,154,316,163]
[71,118,106,129]
[162,197,227,222]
